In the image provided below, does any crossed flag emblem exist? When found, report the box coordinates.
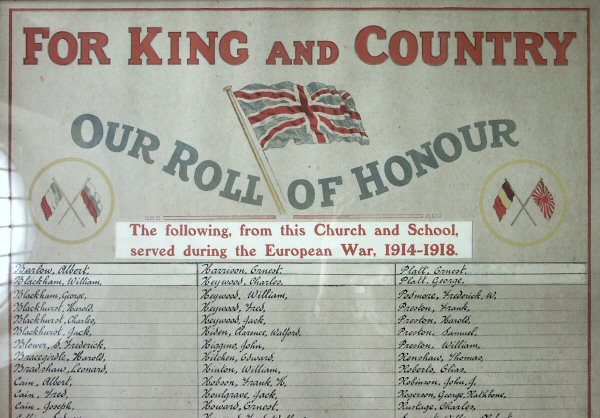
[40,178,102,226]
[493,178,556,225]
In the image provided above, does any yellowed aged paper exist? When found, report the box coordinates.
[0,1,599,417]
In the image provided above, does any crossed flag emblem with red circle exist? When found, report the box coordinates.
[493,179,556,225]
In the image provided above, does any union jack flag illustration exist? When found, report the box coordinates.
[233,82,368,149]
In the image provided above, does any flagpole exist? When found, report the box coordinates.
[510,178,541,227]
[224,85,286,215]
[55,177,87,227]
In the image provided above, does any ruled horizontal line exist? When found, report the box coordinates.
[16,358,583,362]
[46,333,586,337]
[19,346,584,350]
[66,309,586,313]
[11,296,588,300]
[72,383,588,387]
[11,284,587,287]
[21,322,578,328]
[13,370,585,376]
[65,395,586,400]
[11,272,587,276]
[71,408,586,412]
[11,261,589,265]
[70,396,199,399]
[11,309,588,314]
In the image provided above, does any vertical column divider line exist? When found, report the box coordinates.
[394,263,397,418]
[196,263,200,418]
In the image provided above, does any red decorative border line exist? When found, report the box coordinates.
[7,6,592,418]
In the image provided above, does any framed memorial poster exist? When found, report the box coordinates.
[0,1,599,417]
